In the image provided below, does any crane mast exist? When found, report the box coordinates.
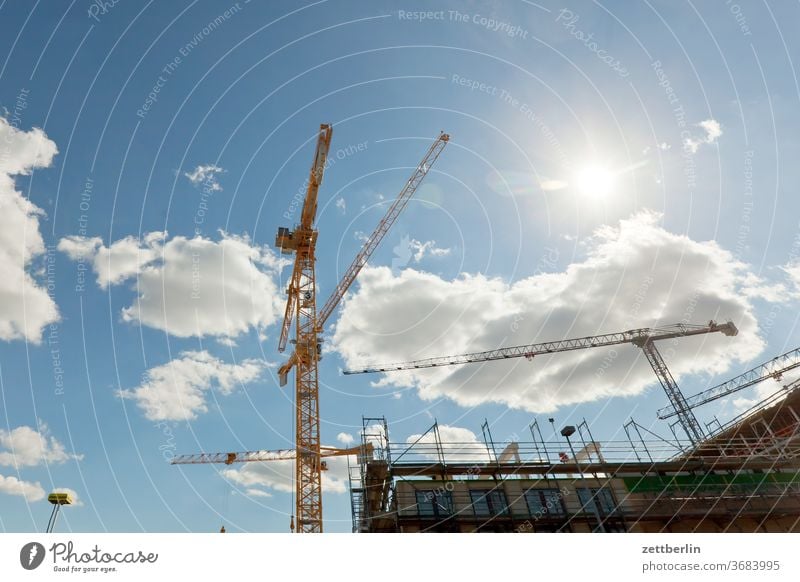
[638,339,704,444]
[344,321,738,445]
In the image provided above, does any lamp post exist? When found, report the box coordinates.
[45,492,73,533]
[560,426,578,468]
[561,426,605,532]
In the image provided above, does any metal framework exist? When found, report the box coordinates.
[360,421,800,473]
[350,417,391,532]
[316,134,449,327]
[343,322,737,374]
[45,504,62,534]
[170,446,360,466]
[707,378,800,439]
[274,124,333,533]
[45,493,72,533]
[171,445,366,532]
[273,129,449,532]
[354,415,800,532]
[344,321,738,444]
[658,344,800,419]
[639,339,704,444]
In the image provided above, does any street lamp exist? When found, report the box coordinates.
[560,425,581,478]
[45,492,73,533]
[561,426,606,533]
[560,425,578,461]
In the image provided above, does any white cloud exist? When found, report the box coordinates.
[362,422,387,449]
[0,116,58,175]
[408,239,452,262]
[333,212,765,413]
[0,423,78,467]
[58,232,165,289]
[0,423,79,502]
[739,272,789,302]
[782,262,800,297]
[118,350,265,421]
[59,232,286,340]
[184,164,224,192]
[0,117,60,344]
[406,425,491,462]
[699,119,722,141]
[336,432,354,445]
[335,197,346,214]
[223,449,351,495]
[683,119,723,153]
[391,236,452,273]
[0,474,45,501]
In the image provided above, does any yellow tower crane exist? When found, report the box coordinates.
[174,126,450,533]
[275,126,449,532]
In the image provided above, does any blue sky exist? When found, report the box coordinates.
[1,0,799,532]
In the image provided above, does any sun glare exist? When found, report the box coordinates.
[574,164,616,198]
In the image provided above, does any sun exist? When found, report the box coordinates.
[574,164,616,198]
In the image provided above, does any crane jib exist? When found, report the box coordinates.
[342,320,738,445]
[343,321,738,374]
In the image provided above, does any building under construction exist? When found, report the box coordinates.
[348,379,800,533]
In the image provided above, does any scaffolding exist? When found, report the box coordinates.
[351,405,800,533]
[709,379,800,440]
[349,417,390,532]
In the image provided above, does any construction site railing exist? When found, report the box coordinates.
[381,437,800,468]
